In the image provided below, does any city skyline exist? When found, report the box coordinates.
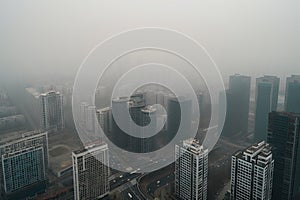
[0,1,300,199]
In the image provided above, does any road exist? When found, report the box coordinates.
[122,184,146,200]
[147,173,174,197]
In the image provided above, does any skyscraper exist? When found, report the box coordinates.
[175,138,208,200]
[285,75,300,114]
[254,75,279,142]
[140,105,157,152]
[230,141,274,200]
[0,131,48,199]
[221,74,251,137]
[167,97,192,142]
[40,91,64,133]
[86,105,96,132]
[110,94,162,153]
[267,111,300,200]
[72,143,110,200]
[111,97,130,150]
[96,107,112,136]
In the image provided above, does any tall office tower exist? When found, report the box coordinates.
[0,131,48,199]
[222,74,251,137]
[86,105,97,132]
[254,76,279,142]
[80,103,97,132]
[230,74,251,135]
[267,112,300,200]
[175,138,208,200]
[129,93,146,128]
[111,97,130,150]
[128,93,148,152]
[72,143,110,200]
[140,105,157,152]
[96,107,112,136]
[230,141,274,200]
[285,75,300,114]
[167,97,192,142]
[80,102,89,126]
[197,93,210,130]
[40,91,64,133]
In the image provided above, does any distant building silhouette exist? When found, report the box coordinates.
[254,75,279,142]
[139,105,157,152]
[96,107,112,136]
[175,138,208,200]
[167,97,192,142]
[40,91,64,133]
[285,75,300,114]
[110,94,164,153]
[111,97,130,150]
[221,74,251,137]
[267,112,300,200]
[72,143,110,200]
[230,141,274,200]
[0,131,48,200]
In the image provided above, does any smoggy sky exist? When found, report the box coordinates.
[1,0,300,82]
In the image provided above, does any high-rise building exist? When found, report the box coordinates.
[0,131,48,199]
[129,93,146,134]
[111,97,130,150]
[285,75,300,114]
[267,111,300,200]
[80,102,89,126]
[40,91,64,133]
[167,97,192,142]
[96,107,112,136]
[230,141,274,200]
[221,74,251,137]
[229,74,251,134]
[254,75,279,142]
[72,143,110,200]
[140,105,157,152]
[86,106,96,132]
[175,138,208,200]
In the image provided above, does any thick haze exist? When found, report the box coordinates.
[0,0,300,83]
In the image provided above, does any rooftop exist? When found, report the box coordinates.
[40,90,61,96]
[183,138,207,155]
[234,141,273,167]
[141,105,156,113]
[0,130,45,146]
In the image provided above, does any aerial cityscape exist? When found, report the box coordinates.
[1,1,300,200]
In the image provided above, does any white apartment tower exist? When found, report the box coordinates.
[40,91,64,132]
[72,143,110,200]
[231,141,274,200]
[175,138,208,200]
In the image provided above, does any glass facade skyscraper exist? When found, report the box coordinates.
[267,112,300,200]
[285,75,300,114]
[254,75,279,142]
[221,74,251,137]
